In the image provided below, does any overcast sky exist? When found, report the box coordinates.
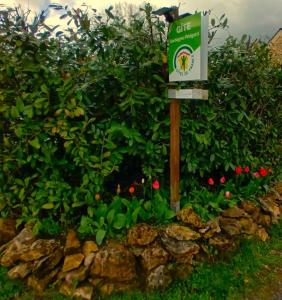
[3,0,282,41]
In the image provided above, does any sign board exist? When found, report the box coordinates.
[168,89,208,100]
[168,12,208,82]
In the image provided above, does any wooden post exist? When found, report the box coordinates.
[170,99,180,212]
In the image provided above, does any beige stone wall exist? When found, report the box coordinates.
[269,29,282,64]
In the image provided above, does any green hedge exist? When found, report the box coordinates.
[0,5,281,237]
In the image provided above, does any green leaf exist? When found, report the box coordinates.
[16,99,25,112]
[113,213,126,229]
[11,106,19,118]
[42,203,55,209]
[96,229,106,245]
[29,137,40,149]
[107,209,115,224]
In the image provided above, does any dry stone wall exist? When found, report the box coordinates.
[0,182,281,300]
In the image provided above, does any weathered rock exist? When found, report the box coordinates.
[84,253,95,268]
[146,265,172,290]
[62,253,84,273]
[241,201,260,215]
[0,218,16,246]
[172,263,193,280]
[256,214,271,227]
[59,281,73,297]
[255,227,269,241]
[27,267,59,293]
[127,224,158,247]
[161,233,200,263]
[259,197,280,223]
[177,207,204,228]
[219,217,242,236]
[73,285,94,300]
[32,247,63,277]
[208,235,236,251]
[65,266,88,283]
[239,218,258,235]
[82,241,98,257]
[140,243,169,272]
[64,229,81,255]
[88,277,104,287]
[164,224,201,241]
[99,281,138,297]
[20,239,60,262]
[90,241,136,281]
[1,226,36,267]
[221,206,249,218]
[199,218,221,238]
[8,262,32,279]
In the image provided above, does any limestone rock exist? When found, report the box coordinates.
[241,201,260,215]
[219,217,242,236]
[146,265,172,290]
[65,266,88,283]
[0,218,16,246]
[221,206,249,218]
[140,243,169,272]
[259,197,280,223]
[27,267,59,293]
[82,241,98,257]
[73,285,94,300]
[127,224,158,247]
[90,241,136,281]
[64,229,81,255]
[8,262,32,279]
[84,253,95,268]
[20,239,60,262]
[239,218,258,235]
[59,281,73,297]
[99,281,138,297]
[62,253,84,273]
[256,214,271,227]
[177,207,204,228]
[32,247,63,276]
[0,226,36,267]
[164,224,201,241]
[256,227,269,241]
[199,218,221,238]
[208,235,236,251]
[161,232,200,263]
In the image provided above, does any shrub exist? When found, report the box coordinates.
[0,5,281,238]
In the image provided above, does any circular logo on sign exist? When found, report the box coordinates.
[173,45,194,76]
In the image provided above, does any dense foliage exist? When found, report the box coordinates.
[0,5,281,241]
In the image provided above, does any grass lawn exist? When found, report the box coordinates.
[0,220,281,300]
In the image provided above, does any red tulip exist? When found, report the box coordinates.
[152,180,160,190]
[253,172,260,178]
[208,178,214,185]
[129,186,135,194]
[244,166,250,173]
[259,168,268,177]
[235,166,242,174]
[220,176,226,184]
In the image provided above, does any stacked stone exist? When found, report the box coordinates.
[0,182,281,299]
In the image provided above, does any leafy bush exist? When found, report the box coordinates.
[0,5,281,237]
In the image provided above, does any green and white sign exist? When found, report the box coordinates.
[168,12,208,82]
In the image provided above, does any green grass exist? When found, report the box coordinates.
[0,221,281,300]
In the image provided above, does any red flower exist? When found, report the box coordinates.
[129,186,135,194]
[253,172,260,178]
[220,176,226,184]
[235,166,242,174]
[152,180,160,190]
[259,168,268,177]
[244,166,250,173]
[208,178,214,185]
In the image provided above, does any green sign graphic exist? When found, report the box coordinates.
[168,13,208,82]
